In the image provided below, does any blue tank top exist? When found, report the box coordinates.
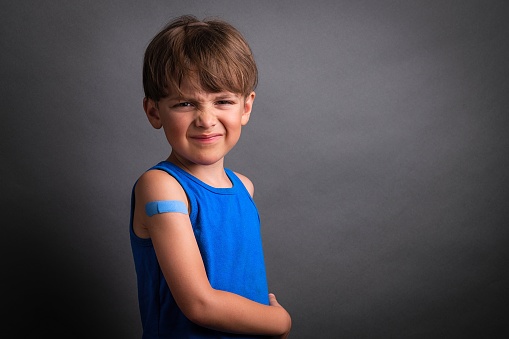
[130,161,269,338]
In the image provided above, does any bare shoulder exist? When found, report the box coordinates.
[233,171,254,197]
[133,169,189,238]
[135,168,187,202]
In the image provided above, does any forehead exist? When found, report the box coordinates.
[167,75,238,99]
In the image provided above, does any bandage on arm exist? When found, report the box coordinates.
[145,200,188,216]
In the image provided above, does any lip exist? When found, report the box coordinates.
[190,133,222,143]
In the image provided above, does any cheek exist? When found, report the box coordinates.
[224,111,245,128]
[224,119,243,135]
[161,120,188,143]
[225,119,244,141]
[164,115,189,132]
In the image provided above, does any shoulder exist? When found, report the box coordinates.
[233,171,254,197]
[135,168,187,203]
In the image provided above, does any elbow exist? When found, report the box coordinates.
[184,303,208,327]
[179,294,215,328]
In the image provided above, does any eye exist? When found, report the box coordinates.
[216,100,235,105]
[171,101,195,110]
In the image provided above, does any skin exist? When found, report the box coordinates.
[132,77,291,338]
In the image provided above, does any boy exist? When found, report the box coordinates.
[129,15,292,338]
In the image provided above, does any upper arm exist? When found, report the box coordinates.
[133,170,213,316]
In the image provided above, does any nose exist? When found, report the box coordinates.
[195,107,217,128]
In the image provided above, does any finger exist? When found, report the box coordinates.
[268,293,279,306]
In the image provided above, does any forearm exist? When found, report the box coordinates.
[186,289,291,336]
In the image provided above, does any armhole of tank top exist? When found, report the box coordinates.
[228,169,253,198]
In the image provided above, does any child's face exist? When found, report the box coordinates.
[144,77,255,167]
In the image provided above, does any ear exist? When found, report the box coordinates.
[143,97,163,129]
[241,91,256,126]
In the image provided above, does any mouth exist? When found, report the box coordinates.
[190,133,222,143]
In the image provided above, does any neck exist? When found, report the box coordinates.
[167,153,231,188]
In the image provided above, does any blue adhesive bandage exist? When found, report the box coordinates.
[145,200,188,216]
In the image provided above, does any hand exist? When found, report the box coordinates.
[269,293,291,339]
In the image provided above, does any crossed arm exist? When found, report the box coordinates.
[133,169,291,337]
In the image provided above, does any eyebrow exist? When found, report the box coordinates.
[169,92,239,102]
[213,94,238,100]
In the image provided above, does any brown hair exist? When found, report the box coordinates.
[143,15,258,101]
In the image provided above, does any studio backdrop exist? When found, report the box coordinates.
[1,1,508,338]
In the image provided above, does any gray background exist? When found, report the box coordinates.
[1,0,508,338]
